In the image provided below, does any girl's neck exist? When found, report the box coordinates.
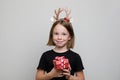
[53,47,68,53]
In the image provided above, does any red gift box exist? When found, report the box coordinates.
[53,56,69,70]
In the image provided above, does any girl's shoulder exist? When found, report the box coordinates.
[69,49,79,55]
[42,49,53,55]
[42,49,60,57]
[62,49,80,58]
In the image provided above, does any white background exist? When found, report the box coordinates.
[0,0,120,80]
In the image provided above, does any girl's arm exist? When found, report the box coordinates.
[62,69,85,80]
[68,71,85,80]
[36,69,51,80]
[36,68,64,80]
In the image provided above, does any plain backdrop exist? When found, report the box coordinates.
[0,0,120,80]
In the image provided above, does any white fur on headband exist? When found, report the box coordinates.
[50,17,74,23]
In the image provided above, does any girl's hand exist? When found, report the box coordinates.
[49,67,64,78]
[62,65,71,79]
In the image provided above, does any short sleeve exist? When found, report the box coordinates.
[37,53,46,70]
[74,54,84,72]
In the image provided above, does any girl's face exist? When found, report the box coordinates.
[53,24,71,49]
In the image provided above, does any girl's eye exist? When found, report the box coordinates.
[62,33,67,35]
[54,32,59,35]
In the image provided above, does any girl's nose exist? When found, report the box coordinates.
[58,35,62,39]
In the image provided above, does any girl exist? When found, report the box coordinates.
[36,8,85,80]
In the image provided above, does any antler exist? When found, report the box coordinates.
[64,8,71,19]
[53,8,63,20]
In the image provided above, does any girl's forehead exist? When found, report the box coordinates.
[53,24,68,32]
[54,24,66,30]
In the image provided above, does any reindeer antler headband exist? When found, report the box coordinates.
[51,8,73,23]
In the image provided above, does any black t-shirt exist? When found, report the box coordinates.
[37,49,84,80]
